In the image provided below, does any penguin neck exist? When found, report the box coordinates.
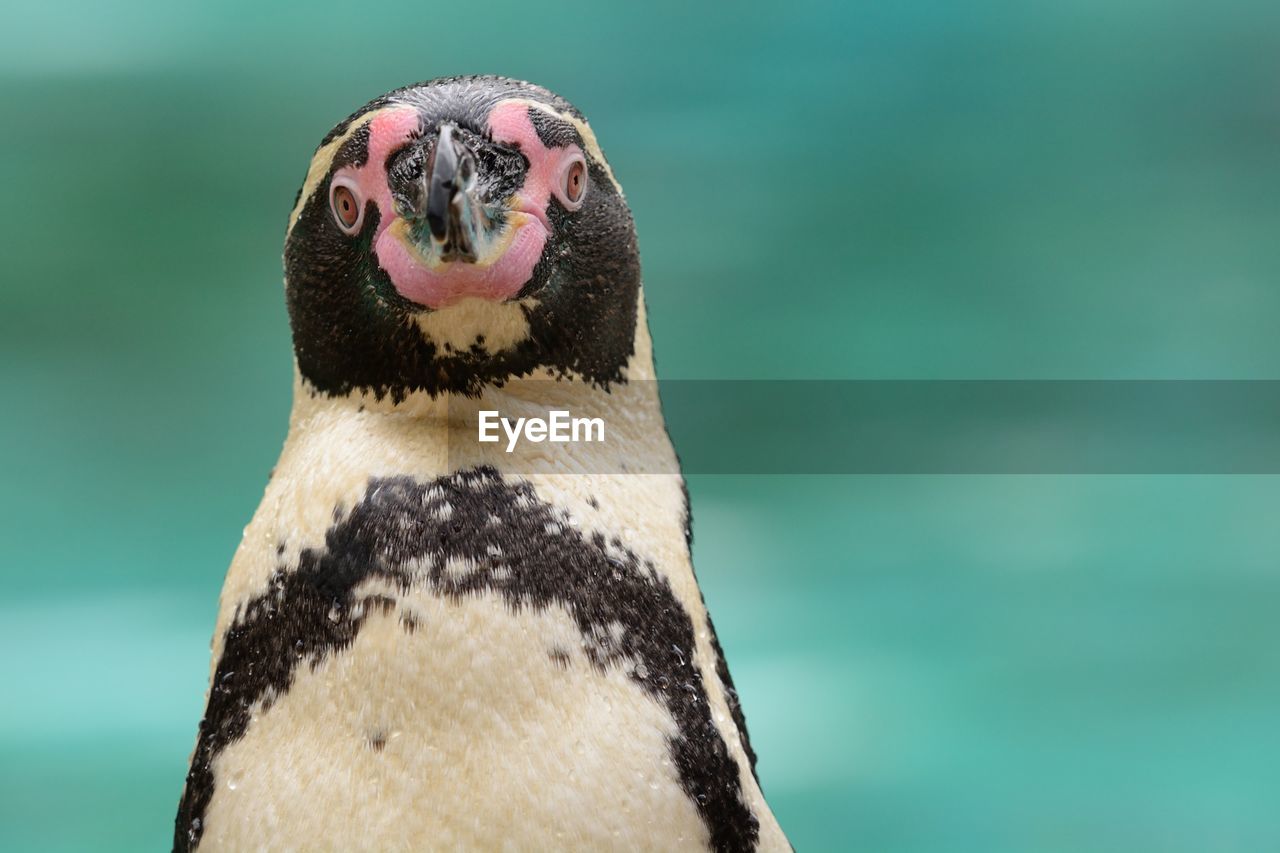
[288,288,660,424]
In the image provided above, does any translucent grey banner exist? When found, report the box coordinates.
[444,381,1280,474]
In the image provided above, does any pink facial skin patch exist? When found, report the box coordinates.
[330,102,583,311]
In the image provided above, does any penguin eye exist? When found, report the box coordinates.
[555,154,588,211]
[329,177,364,234]
[564,161,586,203]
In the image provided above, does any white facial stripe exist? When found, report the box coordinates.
[286,106,399,238]
[501,98,624,195]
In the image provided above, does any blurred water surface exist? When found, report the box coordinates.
[1,1,1279,850]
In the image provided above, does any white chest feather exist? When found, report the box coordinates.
[179,367,787,852]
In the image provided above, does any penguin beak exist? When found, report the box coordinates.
[421,123,487,263]
[383,119,543,299]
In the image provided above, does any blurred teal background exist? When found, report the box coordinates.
[2,1,1279,850]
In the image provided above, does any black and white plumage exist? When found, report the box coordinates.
[175,76,788,852]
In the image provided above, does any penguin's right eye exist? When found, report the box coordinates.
[330,178,364,235]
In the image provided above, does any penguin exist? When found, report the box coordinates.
[175,76,789,852]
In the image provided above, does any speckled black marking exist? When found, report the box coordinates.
[361,594,397,617]
[286,76,639,401]
[332,123,373,171]
[175,468,758,852]
[680,481,756,778]
[529,108,582,149]
[706,614,757,780]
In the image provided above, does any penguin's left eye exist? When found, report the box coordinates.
[329,177,364,235]
[554,154,588,211]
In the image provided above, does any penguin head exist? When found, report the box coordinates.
[284,77,641,401]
